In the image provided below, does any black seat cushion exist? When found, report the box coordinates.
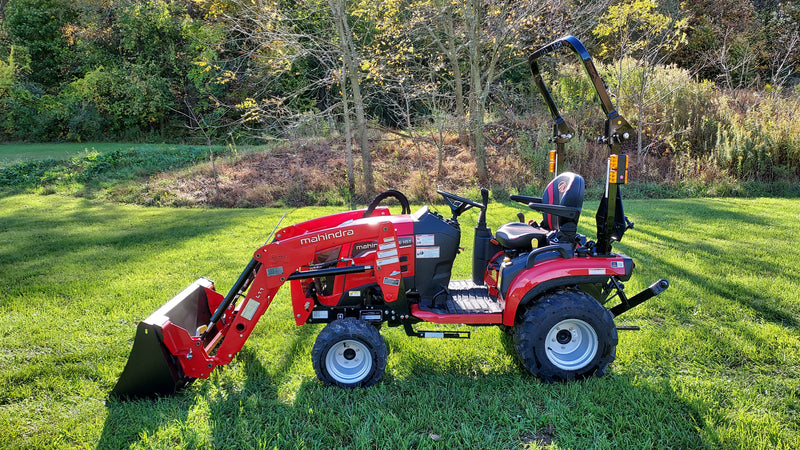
[495,222,547,251]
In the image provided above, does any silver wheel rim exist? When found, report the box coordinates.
[545,319,598,371]
[325,339,372,384]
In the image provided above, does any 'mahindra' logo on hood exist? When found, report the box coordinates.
[300,229,355,245]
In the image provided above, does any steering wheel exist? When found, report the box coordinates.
[363,189,411,218]
[436,190,484,219]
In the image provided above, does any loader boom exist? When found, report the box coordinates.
[112,208,404,397]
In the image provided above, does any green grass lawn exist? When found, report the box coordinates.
[0,192,798,448]
[0,142,146,165]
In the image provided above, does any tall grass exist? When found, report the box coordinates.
[539,59,800,189]
[0,192,798,448]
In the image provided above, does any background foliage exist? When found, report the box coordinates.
[0,0,798,191]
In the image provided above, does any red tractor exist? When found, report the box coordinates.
[113,36,668,398]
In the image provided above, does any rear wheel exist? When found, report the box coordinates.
[312,318,387,388]
[513,289,617,382]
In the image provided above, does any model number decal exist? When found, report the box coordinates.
[266,266,284,276]
[377,256,400,266]
[383,277,400,287]
[378,249,398,259]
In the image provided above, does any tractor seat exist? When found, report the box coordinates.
[495,222,547,250]
[497,172,586,251]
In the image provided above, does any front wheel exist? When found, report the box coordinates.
[312,318,387,388]
[513,289,617,382]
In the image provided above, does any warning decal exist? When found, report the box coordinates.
[416,246,440,259]
[415,234,434,246]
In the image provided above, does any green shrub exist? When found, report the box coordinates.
[0,84,68,141]
[0,145,227,189]
[715,92,800,181]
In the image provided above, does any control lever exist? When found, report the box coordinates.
[625,216,634,231]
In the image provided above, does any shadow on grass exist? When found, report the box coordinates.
[646,229,797,327]
[96,320,716,448]
[98,394,197,449]
[622,199,799,328]
[0,197,236,262]
[97,321,318,448]
[205,359,715,448]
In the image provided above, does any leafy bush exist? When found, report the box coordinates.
[544,58,799,185]
[69,65,173,138]
[0,158,66,186]
[0,84,68,141]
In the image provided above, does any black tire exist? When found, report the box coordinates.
[513,289,617,382]
[311,318,387,388]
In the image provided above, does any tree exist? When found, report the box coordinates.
[4,0,75,87]
[431,0,542,181]
[593,0,688,159]
[328,0,373,195]
[407,0,609,182]
[764,2,800,91]
[217,0,376,196]
[678,0,763,89]
[407,0,469,145]
[0,46,27,94]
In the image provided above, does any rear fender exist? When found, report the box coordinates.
[501,255,631,326]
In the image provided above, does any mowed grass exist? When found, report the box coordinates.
[0,192,798,448]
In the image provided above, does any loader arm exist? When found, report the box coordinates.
[169,219,403,372]
[113,217,403,398]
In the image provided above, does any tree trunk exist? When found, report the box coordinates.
[466,0,488,182]
[341,65,356,209]
[350,73,373,196]
[329,0,374,196]
[442,11,468,145]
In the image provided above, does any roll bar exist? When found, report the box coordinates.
[529,35,633,155]
[529,35,635,255]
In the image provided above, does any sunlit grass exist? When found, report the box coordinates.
[0,193,798,448]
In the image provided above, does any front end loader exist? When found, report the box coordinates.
[112,35,669,398]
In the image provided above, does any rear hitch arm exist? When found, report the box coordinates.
[609,278,670,317]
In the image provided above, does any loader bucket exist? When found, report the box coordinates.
[111,278,219,399]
